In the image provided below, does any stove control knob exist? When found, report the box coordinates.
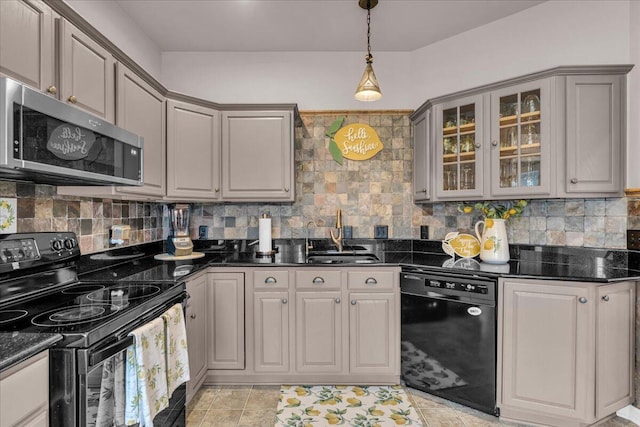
[51,239,64,252]
[64,238,77,250]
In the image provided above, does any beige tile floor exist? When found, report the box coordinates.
[186,385,638,427]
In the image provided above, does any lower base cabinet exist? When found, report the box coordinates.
[204,266,400,385]
[498,278,635,427]
[207,272,245,370]
[0,350,49,427]
[185,273,208,404]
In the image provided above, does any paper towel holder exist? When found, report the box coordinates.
[256,213,278,258]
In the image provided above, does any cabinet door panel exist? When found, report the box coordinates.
[221,111,293,201]
[207,273,244,370]
[0,0,55,92]
[115,64,165,197]
[596,282,634,417]
[60,19,115,122]
[186,275,207,402]
[295,292,342,373]
[490,79,552,197]
[253,291,289,372]
[349,293,396,374]
[434,95,484,199]
[565,75,622,194]
[412,111,430,202]
[500,280,592,420]
[166,100,220,199]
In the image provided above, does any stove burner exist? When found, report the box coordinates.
[86,284,161,303]
[62,284,106,294]
[0,309,28,324]
[31,304,119,327]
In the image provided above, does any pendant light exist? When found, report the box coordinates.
[354,0,382,101]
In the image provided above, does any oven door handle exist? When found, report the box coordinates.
[89,335,134,367]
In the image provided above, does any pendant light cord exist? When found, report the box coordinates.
[366,0,372,63]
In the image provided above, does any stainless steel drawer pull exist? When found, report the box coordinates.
[365,278,378,285]
[282,298,288,304]
[579,297,588,304]
[264,277,277,284]
[602,295,610,302]
[312,277,325,284]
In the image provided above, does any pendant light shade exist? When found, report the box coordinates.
[354,0,382,101]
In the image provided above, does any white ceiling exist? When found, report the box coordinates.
[114,0,546,53]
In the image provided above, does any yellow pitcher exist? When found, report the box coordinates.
[474,218,510,264]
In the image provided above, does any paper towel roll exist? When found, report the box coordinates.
[258,217,272,253]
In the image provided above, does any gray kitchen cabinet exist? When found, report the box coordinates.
[433,94,484,200]
[221,110,294,202]
[185,273,207,404]
[207,272,245,370]
[0,0,56,95]
[559,74,625,196]
[411,65,631,203]
[412,110,430,202]
[58,63,166,200]
[166,99,221,200]
[0,350,49,427]
[294,270,343,374]
[347,270,399,376]
[252,270,290,373]
[59,19,115,123]
[498,278,634,427]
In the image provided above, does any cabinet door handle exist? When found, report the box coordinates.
[312,277,325,284]
[285,188,290,192]
[190,314,196,319]
[351,300,357,305]
[570,178,578,184]
[365,277,378,285]
[579,297,588,304]
[215,188,220,193]
[47,85,57,95]
[68,95,77,104]
[602,295,610,302]
[491,140,498,147]
[264,276,277,284]
[335,298,341,304]
[474,143,481,149]
[282,298,288,304]
[420,188,427,193]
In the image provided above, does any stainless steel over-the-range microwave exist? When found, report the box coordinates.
[0,77,143,186]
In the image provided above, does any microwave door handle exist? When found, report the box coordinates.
[89,335,134,367]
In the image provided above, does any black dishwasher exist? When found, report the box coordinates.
[400,267,498,416]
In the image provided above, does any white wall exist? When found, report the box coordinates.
[160,51,411,109]
[64,0,163,80]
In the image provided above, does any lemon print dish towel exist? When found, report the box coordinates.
[276,385,423,426]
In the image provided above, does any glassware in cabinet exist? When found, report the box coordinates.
[439,101,479,195]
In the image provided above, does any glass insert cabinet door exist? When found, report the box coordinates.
[490,79,551,197]
[435,95,483,198]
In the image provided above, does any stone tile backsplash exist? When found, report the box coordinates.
[0,111,638,253]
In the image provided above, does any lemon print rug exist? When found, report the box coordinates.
[275,385,423,426]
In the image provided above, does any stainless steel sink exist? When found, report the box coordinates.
[306,251,380,264]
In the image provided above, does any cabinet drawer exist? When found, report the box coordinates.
[296,270,342,290]
[348,271,395,290]
[253,270,289,290]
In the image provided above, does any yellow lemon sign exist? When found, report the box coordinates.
[442,232,481,258]
[332,123,383,161]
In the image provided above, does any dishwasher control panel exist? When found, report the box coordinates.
[428,279,489,294]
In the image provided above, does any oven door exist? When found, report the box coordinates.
[50,292,187,427]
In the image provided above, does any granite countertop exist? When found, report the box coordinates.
[0,332,62,372]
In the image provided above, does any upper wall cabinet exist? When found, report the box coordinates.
[411,65,632,203]
[221,110,295,202]
[58,64,166,200]
[0,0,56,94]
[59,19,115,123]
[166,99,221,200]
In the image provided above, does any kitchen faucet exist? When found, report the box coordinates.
[305,220,317,257]
[329,209,343,252]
